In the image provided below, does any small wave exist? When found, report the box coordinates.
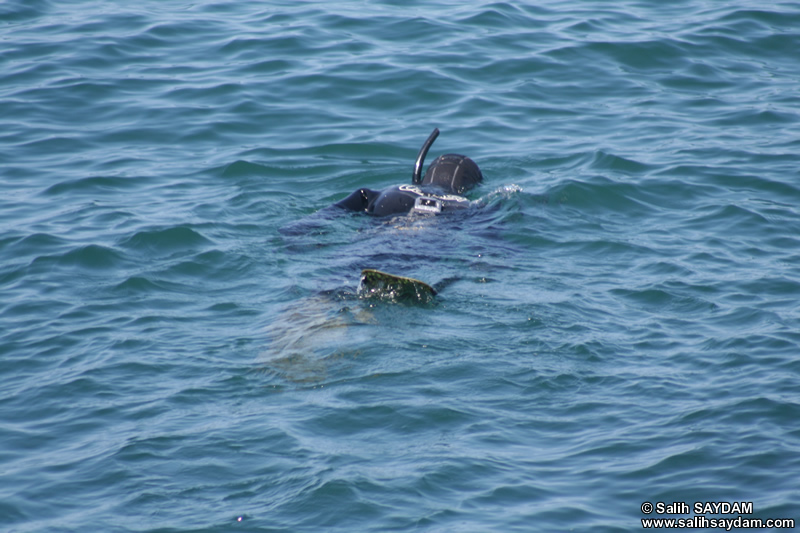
[456,3,531,28]
[610,286,717,315]
[0,0,49,23]
[587,150,654,174]
[4,232,71,256]
[682,203,773,237]
[25,244,128,270]
[112,275,163,295]
[544,177,658,217]
[222,160,273,178]
[119,226,213,257]
[54,244,127,271]
[41,176,143,197]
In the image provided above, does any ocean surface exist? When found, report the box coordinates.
[2,1,799,531]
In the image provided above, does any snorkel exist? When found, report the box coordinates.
[412,127,440,185]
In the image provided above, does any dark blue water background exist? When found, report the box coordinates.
[2,1,799,531]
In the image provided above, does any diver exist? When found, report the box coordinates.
[279,128,483,237]
[333,128,483,216]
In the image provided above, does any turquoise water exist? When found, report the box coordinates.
[2,1,800,531]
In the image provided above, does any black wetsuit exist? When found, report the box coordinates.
[334,152,482,217]
[280,133,483,236]
[334,183,471,217]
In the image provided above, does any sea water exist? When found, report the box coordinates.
[1,1,799,531]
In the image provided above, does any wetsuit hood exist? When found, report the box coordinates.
[412,128,482,195]
[421,154,483,195]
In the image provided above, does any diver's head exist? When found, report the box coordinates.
[412,128,483,195]
[421,154,483,195]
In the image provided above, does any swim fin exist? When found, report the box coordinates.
[358,268,437,302]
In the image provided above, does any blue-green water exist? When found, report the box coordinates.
[2,1,799,531]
